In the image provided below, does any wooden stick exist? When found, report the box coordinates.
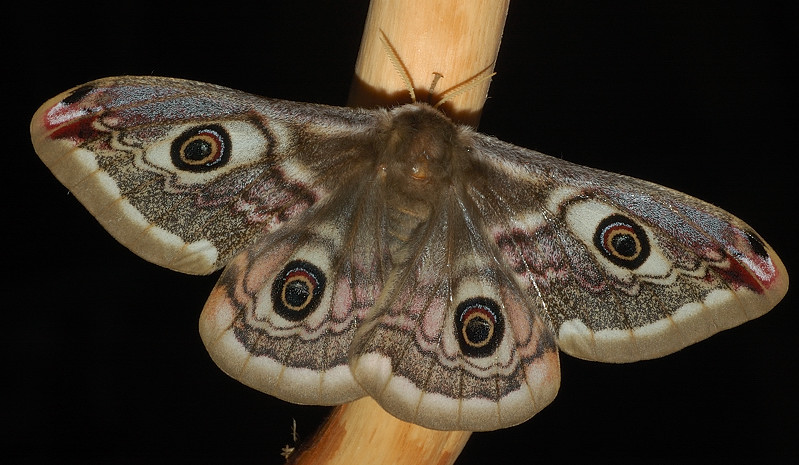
[348,0,509,126]
[289,1,509,464]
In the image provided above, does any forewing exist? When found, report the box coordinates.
[30,76,380,274]
[467,133,788,362]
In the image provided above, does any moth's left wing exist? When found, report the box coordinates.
[199,177,392,406]
[30,76,380,274]
[467,133,788,363]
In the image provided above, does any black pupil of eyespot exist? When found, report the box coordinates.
[184,139,212,162]
[612,233,637,257]
[284,280,310,307]
[465,317,491,343]
[594,214,649,270]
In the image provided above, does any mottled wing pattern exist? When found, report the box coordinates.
[30,76,380,274]
[467,134,788,362]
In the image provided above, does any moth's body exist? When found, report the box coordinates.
[373,104,460,256]
[31,76,787,431]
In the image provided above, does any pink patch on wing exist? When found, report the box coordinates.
[420,297,447,341]
[495,226,589,289]
[45,102,88,128]
[234,174,319,227]
[48,115,99,144]
[333,275,355,319]
[41,85,107,136]
[712,258,766,293]
[41,93,111,144]
[713,227,780,292]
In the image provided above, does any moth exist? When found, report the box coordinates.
[30,75,788,431]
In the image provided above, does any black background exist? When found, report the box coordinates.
[8,1,797,462]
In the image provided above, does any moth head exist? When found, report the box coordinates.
[379,104,464,196]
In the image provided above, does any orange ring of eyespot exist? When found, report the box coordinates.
[281,270,316,311]
[604,224,642,260]
[179,133,222,166]
[461,307,495,348]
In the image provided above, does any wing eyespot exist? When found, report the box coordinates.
[455,297,504,357]
[270,260,326,321]
[170,124,231,172]
[593,214,650,269]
